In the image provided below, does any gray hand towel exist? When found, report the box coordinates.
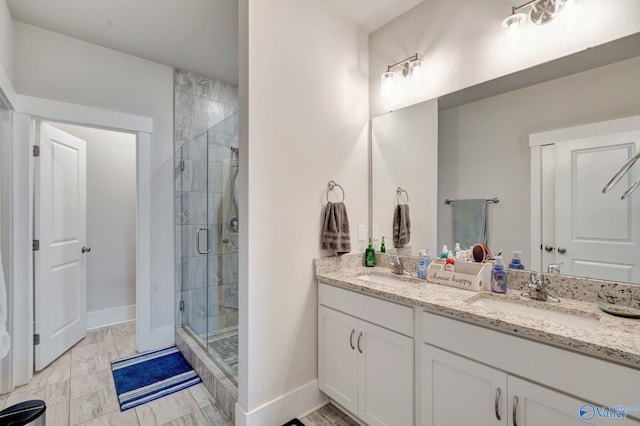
[393,204,411,248]
[321,202,351,255]
[453,199,488,249]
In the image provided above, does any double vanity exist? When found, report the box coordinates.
[315,253,640,426]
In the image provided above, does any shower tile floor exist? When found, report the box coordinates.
[207,328,238,382]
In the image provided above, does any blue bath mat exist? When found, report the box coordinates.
[111,346,201,411]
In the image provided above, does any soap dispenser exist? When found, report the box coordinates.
[440,244,449,259]
[380,237,386,253]
[491,256,507,293]
[445,250,455,272]
[365,238,376,267]
[509,251,525,270]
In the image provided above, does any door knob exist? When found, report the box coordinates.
[557,246,567,254]
[544,245,554,252]
[81,246,91,253]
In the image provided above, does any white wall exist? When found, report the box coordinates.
[369,0,640,117]
[438,56,640,268]
[51,123,136,325]
[13,22,174,344]
[239,0,369,423]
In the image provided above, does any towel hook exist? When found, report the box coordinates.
[327,180,345,203]
[396,187,409,204]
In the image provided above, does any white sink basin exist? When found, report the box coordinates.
[356,274,416,288]
[469,297,599,330]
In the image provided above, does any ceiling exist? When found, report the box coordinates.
[7,0,423,86]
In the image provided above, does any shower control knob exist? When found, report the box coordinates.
[81,246,91,253]
[544,245,554,252]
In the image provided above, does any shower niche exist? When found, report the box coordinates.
[177,112,239,383]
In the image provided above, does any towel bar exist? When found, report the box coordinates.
[445,197,499,204]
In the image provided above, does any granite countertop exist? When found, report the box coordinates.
[316,263,640,369]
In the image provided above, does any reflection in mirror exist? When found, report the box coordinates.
[371,43,640,284]
[371,99,438,256]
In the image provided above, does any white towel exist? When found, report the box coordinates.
[0,248,10,359]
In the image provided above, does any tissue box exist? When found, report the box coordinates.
[427,259,491,292]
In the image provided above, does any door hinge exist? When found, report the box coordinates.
[33,334,40,346]
[32,240,40,251]
[179,300,185,312]
[33,145,40,157]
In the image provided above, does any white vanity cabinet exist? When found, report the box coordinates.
[421,312,640,426]
[318,283,414,426]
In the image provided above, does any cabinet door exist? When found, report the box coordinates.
[422,344,507,426]
[358,320,413,426]
[508,376,640,426]
[318,305,358,414]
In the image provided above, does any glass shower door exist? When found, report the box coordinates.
[179,112,239,384]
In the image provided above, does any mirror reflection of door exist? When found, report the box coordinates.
[541,129,640,283]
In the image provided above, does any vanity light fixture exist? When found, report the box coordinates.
[380,53,422,98]
[502,0,574,30]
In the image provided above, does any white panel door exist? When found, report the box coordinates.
[555,130,640,282]
[421,344,507,426]
[35,122,87,370]
[358,320,413,426]
[318,305,358,414]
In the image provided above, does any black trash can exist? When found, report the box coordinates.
[0,399,46,426]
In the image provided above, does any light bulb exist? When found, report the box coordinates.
[502,12,527,30]
[380,71,396,99]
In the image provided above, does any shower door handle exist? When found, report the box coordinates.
[197,227,211,255]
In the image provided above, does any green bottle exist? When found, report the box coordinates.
[366,238,376,267]
[380,236,386,253]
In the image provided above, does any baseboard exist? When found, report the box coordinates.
[87,304,136,330]
[235,379,328,426]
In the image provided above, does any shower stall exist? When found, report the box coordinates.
[177,112,239,383]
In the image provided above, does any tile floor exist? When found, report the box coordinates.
[0,321,355,426]
[300,403,360,426]
[0,322,233,426]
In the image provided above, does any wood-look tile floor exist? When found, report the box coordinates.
[300,403,360,426]
[0,322,233,426]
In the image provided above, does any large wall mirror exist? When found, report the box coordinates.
[371,33,640,284]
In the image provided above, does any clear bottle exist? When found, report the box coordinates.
[454,243,461,259]
[380,237,386,253]
[418,249,430,280]
[440,244,449,259]
[445,250,455,272]
[365,238,376,267]
[491,256,508,293]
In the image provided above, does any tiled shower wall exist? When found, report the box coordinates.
[174,69,239,333]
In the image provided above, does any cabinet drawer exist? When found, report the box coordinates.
[319,282,413,336]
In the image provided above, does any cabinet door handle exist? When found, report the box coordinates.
[357,332,363,353]
[349,329,355,350]
[495,387,501,421]
[513,395,519,426]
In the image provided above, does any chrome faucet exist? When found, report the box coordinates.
[547,263,563,275]
[390,254,410,276]
[522,272,559,302]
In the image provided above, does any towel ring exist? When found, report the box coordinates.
[396,187,409,204]
[327,180,345,203]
